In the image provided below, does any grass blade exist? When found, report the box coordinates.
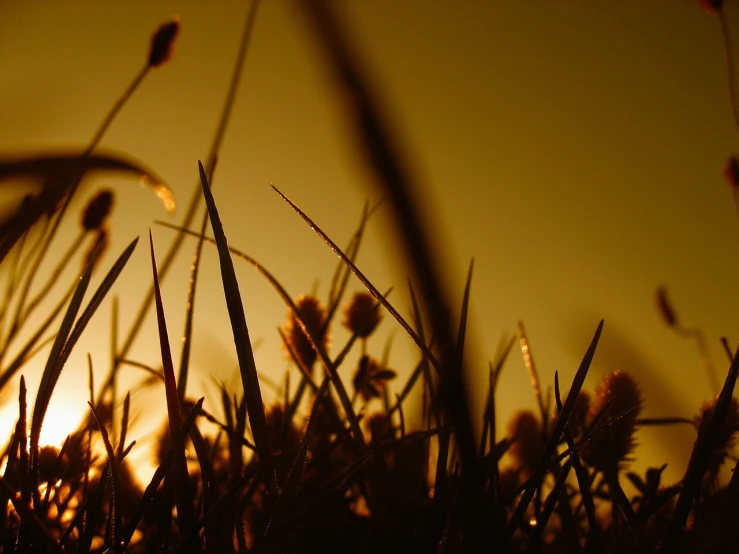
[527,459,573,552]
[270,186,441,371]
[667,341,739,539]
[197,161,275,498]
[87,401,122,553]
[519,321,547,423]
[506,319,603,543]
[0,477,62,554]
[149,231,197,539]
[117,391,131,458]
[121,398,204,549]
[107,0,261,412]
[553,371,600,540]
[178,160,218,400]
[29,238,101,497]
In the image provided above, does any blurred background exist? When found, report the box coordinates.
[1,0,737,486]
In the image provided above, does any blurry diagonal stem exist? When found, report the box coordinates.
[294,0,480,547]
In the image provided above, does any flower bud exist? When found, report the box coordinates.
[656,286,678,328]
[148,17,181,68]
[81,189,114,231]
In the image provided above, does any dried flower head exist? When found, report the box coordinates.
[507,410,542,474]
[352,355,397,402]
[725,156,739,190]
[656,286,678,327]
[699,0,724,14]
[693,397,739,478]
[282,295,329,371]
[342,292,382,338]
[81,189,114,231]
[38,445,67,484]
[148,16,181,68]
[582,370,643,472]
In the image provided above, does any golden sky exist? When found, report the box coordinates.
[1,1,738,485]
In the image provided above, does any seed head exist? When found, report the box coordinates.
[725,156,739,190]
[656,286,678,328]
[507,410,542,474]
[282,295,329,371]
[342,292,382,338]
[81,189,114,231]
[148,17,181,68]
[582,371,643,472]
[693,397,739,478]
[38,445,67,484]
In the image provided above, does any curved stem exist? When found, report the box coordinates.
[106,0,262,400]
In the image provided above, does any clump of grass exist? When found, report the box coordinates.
[3,2,739,553]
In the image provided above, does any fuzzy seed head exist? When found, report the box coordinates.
[583,370,643,472]
[656,286,678,327]
[38,445,67,484]
[725,156,739,190]
[81,189,114,231]
[283,295,329,371]
[148,17,181,68]
[507,410,542,474]
[342,292,382,338]
[693,397,739,478]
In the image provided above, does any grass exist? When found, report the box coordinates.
[1,1,739,552]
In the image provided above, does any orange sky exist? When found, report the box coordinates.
[1,1,738,485]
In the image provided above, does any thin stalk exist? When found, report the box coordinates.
[105,0,261,402]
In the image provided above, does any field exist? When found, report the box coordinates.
[1,1,738,552]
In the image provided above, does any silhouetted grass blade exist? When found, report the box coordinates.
[667,341,739,540]
[149,230,197,542]
[197,160,274,498]
[506,319,603,543]
[121,397,204,549]
[29,236,101,496]
[553,371,600,539]
[87,401,122,553]
[270,186,441,371]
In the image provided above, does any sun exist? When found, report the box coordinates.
[0,380,88,451]
[38,393,87,448]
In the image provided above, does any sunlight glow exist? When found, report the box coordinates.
[39,395,86,447]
